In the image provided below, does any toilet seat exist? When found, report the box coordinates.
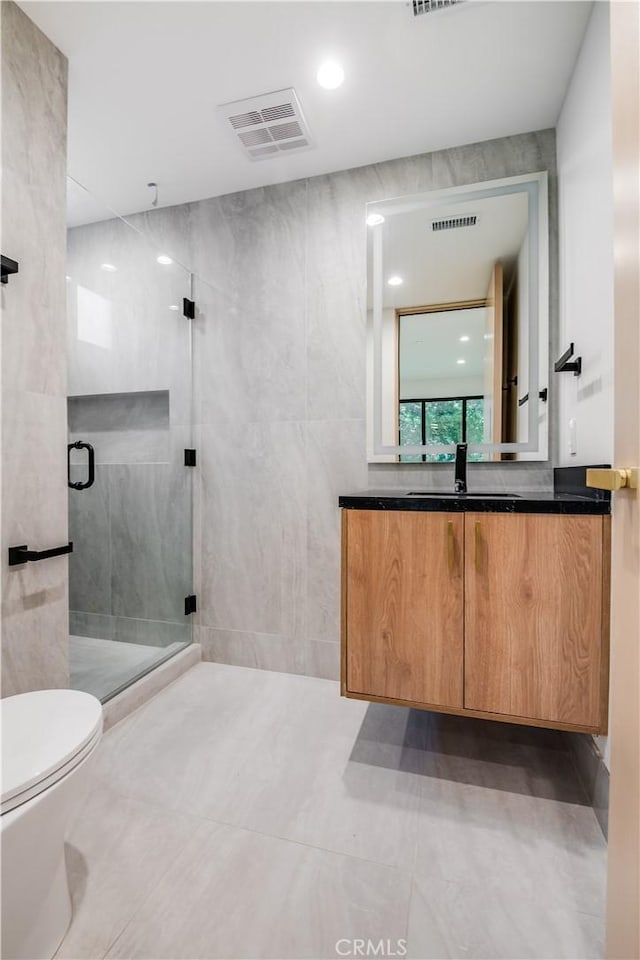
[1,690,103,816]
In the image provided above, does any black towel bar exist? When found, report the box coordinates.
[8,542,73,566]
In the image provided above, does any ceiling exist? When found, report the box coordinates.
[399,307,487,389]
[376,190,529,309]
[20,0,592,226]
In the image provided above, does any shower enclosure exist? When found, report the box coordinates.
[66,179,194,701]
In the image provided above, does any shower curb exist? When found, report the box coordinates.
[101,643,202,732]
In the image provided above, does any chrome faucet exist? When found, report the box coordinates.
[454,443,468,494]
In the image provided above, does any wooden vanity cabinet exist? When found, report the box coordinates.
[342,510,464,709]
[341,509,610,734]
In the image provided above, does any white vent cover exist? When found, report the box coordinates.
[432,214,478,232]
[412,0,464,15]
[218,88,313,162]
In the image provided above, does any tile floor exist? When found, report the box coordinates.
[59,662,607,960]
[69,635,186,701]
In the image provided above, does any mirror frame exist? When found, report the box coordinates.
[367,171,549,462]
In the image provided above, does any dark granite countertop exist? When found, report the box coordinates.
[338,467,612,516]
[338,491,610,515]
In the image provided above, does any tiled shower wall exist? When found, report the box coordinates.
[65,221,193,650]
[1,3,69,696]
[84,129,558,680]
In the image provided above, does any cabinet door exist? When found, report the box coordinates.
[344,510,464,708]
[464,513,605,727]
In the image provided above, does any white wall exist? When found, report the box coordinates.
[556,0,613,768]
[556,2,614,468]
[400,376,484,400]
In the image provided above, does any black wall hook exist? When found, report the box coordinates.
[1,255,19,284]
[554,343,582,377]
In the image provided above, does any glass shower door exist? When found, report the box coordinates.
[66,179,193,701]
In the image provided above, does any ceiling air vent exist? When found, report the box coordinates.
[412,0,464,15]
[432,214,478,232]
[218,88,312,161]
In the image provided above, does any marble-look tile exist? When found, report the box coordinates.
[94,664,420,869]
[1,3,67,192]
[2,390,69,547]
[68,389,170,464]
[199,421,306,637]
[2,392,69,696]
[68,463,110,615]
[350,705,590,801]
[306,420,367,643]
[1,587,69,697]
[68,390,170,433]
[69,427,170,465]
[2,3,68,698]
[1,1,67,399]
[306,639,340,681]
[412,777,606,917]
[106,817,411,960]
[69,610,116,641]
[64,662,606,960]
[366,461,554,493]
[110,462,191,622]
[431,130,556,191]
[194,182,307,426]
[306,178,366,422]
[198,626,309,676]
[57,782,204,960]
[407,872,604,960]
[114,616,191,647]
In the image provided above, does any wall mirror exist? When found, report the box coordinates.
[366,173,549,463]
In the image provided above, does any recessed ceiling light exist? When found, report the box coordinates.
[157,255,173,265]
[100,263,117,272]
[65,275,71,281]
[456,358,466,365]
[387,275,403,286]
[317,61,344,90]
[169,305,179,311]
[459,335,470,342]
[366,213,385,227]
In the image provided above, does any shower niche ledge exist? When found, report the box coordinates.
[67,389,171,464]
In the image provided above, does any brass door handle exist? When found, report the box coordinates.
[586,468,638,491]
[447,521,455,573]
[475,521,482,573]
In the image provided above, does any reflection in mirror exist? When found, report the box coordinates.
[367,174,548,463]
[398,304,489,461]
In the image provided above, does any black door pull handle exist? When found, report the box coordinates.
[68,441,95,490]
[8,542,73,566]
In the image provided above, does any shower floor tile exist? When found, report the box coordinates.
[59,662,607,960]
[69,634,186,702]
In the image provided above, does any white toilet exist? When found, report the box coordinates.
[1,689,103,960]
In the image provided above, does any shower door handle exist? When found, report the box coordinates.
[68,441,95,490]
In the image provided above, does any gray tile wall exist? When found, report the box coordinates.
[1,3,69,696]
[81,129,558,681]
